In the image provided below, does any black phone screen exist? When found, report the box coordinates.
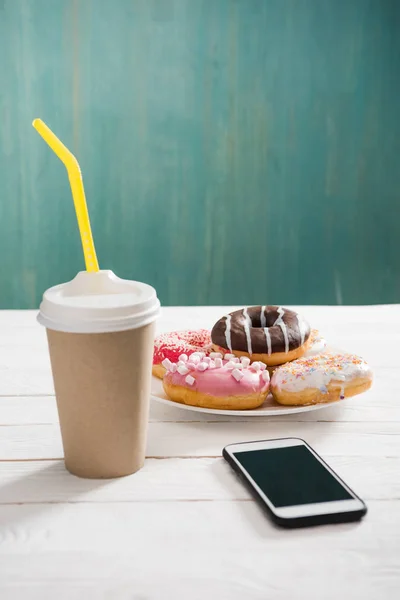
[233,445,354,508]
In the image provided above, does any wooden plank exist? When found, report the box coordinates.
[3,305,400,331]
[0,397,59,425]
[0,456,398,504]
[149,395,400,423]
[4,304,400,322]
[0,309,398,599]
[1,306,400,341]
[0,421,399,460]
[0,501,398,600]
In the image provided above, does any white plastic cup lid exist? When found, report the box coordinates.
[38,270,160,334]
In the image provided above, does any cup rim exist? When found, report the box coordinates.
[37,270,160,333]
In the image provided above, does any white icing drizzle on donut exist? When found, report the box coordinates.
[243,308,253,355]
[274,307,289,353]
[297,314,308,346]
[260,307,271,353]
[224,314,232,351]
[264,328,272,355]
[260,305,267,328]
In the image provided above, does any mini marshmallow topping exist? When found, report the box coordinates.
[162,358,172,370]
[177,364,189,375]
[262,370,270,382]
[197,362,208,371]
[163,354,271,396]
[225,361,236,370]
[162,354,271,409]
[185,375,195,386]
[232,368,244,382]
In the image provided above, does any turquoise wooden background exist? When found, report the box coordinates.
[1,0,399,308]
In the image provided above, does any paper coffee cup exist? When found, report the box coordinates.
[38,270,160,479]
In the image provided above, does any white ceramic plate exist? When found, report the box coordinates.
[150,375,346,417]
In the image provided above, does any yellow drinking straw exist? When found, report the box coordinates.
[32,118,99,272]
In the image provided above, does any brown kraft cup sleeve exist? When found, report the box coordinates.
[46,323,155,478]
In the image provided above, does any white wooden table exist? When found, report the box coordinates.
[0,306,399,599]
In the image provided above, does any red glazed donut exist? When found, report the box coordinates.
[153,329,212,379]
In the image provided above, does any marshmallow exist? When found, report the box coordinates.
[197,362,208,371]
[178,354,188,362]
[203,357,212,364]
[208,360,216,369]
[224,353,235,360]
[231,357,240,363]
[258,362,266,371]
[214,357,223,368]
[262,370,270,382]
[186,362,196,370]
[177,364,189,375]
[232,368,244,382]
[162,358,172,370]
[185,375,195,386]
[190,354,201,364]
[240,356,251,368]
[210,352,222,359]
[225,361,236,370]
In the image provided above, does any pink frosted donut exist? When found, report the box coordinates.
[162,351,270,410]
[153,329,212,379]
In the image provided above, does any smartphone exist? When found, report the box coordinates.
[223,438,367,528]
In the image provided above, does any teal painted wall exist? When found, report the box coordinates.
[1,0,399,308]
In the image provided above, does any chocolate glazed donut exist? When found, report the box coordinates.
[211,306,311,367]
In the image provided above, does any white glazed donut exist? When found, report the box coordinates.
[271,351,372,406]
